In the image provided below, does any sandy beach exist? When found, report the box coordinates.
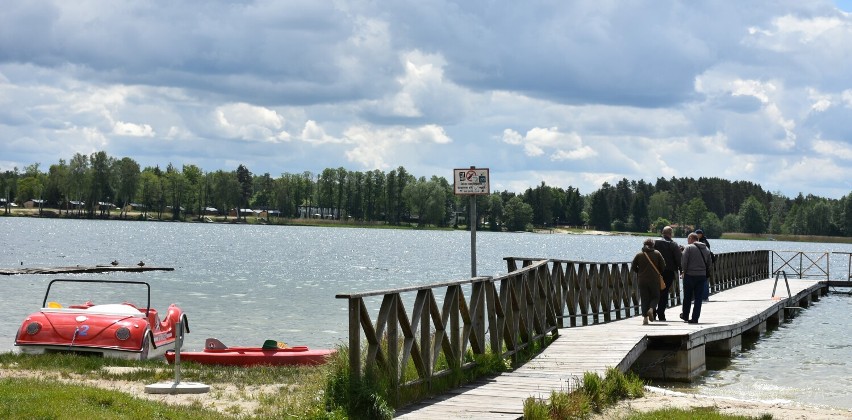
[5,366,852,419]
[593,386,852,420]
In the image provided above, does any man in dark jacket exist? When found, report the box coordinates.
[653,226,681,321]
[696,228,712,302]
[681,232,712,323]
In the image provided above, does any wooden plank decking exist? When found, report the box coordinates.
[395,277,825,419]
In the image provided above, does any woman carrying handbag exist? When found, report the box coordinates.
[632,238,667,325]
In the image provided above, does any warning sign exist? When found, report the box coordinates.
[453,167,490,195]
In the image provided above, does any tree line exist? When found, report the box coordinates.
[1,151,850,238]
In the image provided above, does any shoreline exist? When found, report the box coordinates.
[4,210,851,244]
[593,386,852,419]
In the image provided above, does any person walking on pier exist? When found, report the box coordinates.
[653,226,682,321]
[680,232,712,324]
[632,238,666,325]
[696,229,713,302]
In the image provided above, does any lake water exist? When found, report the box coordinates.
[1,218,850,409]
[684,293,852,410]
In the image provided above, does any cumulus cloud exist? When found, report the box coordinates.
[747,14,846,51]
[842,89,852,106]
[501,127,595,160]
[343,124,452,169]
[695,73,799,152]
[772,157,851,197]
[361,49,474,125]
[57,125,109,150]
[808,89,832,113]
[113,121,154,137]
[1,1,851,198]
[813,139,852,160]
[301,120,343,145]
[214,103,286,142]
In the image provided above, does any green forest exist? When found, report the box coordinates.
[2,151,850,238]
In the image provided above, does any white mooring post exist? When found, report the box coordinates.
[144,320,210,394]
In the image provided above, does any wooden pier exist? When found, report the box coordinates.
[0,265,174,275]
[395,277,826,419]
[336,250,847,419]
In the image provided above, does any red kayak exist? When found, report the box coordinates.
[165,338,336,367]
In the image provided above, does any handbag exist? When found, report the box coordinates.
[702,250,712,278]
[644,251,666,290]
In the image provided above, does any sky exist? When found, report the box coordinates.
[1,1,852,199]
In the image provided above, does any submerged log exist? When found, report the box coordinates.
[0,265,174,275]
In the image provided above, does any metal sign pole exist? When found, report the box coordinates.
[470,195,477,277]
[454,166,488,279]
[145,319,210,394]
[174,321,183,384]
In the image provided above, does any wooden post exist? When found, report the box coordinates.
[388,294,399,396]
[472,281,486,354]
[418,290,432,384]
[449,285,461,368]
[486,281,500,355]
[348,298,361,381]
[553,262,565,328]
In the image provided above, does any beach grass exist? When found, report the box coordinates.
[523,367,645,419]
[523,370,774,420]
[0,377,227,419]
[519,368,772,419]
[624,406,773,419]
[0,351,335,418]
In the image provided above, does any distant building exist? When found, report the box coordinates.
[259,210,281,219]
[297,206,338,219]
[125,203,147,212]
[23,199,46,209]
[228,208,255,217]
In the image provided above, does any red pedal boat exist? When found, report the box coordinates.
[165,338,336,367]
[15,279,188,360]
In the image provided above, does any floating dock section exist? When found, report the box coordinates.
[0,265,174,275]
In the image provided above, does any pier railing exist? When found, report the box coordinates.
[506,250,770,326]
[710,250,771,294]
[336,250,769,399]
[504,258,642,327]
[335,259,558,398]
[770,251,830,279]
[835,252,852,282]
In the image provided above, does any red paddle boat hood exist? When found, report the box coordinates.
[15,279,188,360]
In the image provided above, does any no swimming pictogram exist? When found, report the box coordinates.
[453,167,490,195]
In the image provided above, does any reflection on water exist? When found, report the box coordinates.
[1,217,851,409]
